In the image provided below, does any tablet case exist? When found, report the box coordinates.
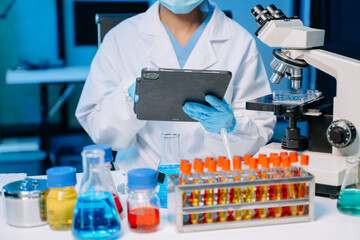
[134,68,232,121]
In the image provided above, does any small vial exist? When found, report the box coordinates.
[127,168,160,233]
[46,166,77,230]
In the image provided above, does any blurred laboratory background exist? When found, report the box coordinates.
[0,0,359,176]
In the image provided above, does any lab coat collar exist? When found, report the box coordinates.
[139,1,231,69]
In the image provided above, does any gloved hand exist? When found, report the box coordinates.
[128,81,139,102]
[182,95,236,133]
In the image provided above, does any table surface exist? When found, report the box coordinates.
[1,174,360,240]
[6,66,90,84]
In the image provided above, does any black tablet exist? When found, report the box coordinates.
[134,68,232,121]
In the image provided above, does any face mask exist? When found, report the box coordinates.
[159,0,205,14]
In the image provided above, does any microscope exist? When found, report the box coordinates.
[247,4,360,198]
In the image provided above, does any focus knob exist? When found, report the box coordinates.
[327,119,356,148]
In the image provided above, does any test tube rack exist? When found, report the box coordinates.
[168,174,315,233]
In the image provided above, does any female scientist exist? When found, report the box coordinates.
[75,0,276,170]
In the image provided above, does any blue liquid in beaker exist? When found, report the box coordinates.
[157,164,180,208]
[72,192,121,239]
[337,188,360,216]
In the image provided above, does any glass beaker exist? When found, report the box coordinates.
[157,133,181,208]
[337,156,360,216]
[71,149,121,239]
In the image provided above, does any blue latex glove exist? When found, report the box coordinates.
[128,81,139,103]
[182,95,236,133]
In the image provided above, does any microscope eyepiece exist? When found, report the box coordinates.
[251,5,272,25]
[266,4,287,19]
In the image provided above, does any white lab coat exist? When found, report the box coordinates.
[75,1,276,171]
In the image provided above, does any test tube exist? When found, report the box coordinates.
[280,152,288,157]
[244,154,253,167]
[269,153,278,168]
[258,157,270,219]
[179,163,192,206]
[289,152,299,175]
[269,156,283,218]
[179,159,190,182]
[243,158,258,220]
[217,159,231,222]
[217,156,226,173]
[180,162,192,225]
[204,160,217,223]
[231,156,242,221]
[282,156,297,216]
[190,161,204,224]
[297,155,309,216]
[204,157,214,170]
[189,159,202,206]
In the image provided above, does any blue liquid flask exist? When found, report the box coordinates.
[337,156,360,216]
[157,133,181,208]
[72,149,121,239]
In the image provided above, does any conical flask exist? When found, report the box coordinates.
[337,156,360,216]
[72,149,121,239]
[83,144,123,218]
[157,133,181,208]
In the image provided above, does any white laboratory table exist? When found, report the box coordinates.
[1,172,360,240]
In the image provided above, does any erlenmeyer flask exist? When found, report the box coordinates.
[337,156,360,216]
[72,149,121,239]
[157,133,181,208]
[83,144,123,218]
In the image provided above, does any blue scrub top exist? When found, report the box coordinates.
[163,5,213,68]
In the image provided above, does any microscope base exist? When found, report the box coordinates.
[258,142,346,198]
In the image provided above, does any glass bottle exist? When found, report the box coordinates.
[157,133,181,208]
[127,168,160,233]
[83,144,123,217]
[72,149,121,239]
[337,156,360,216]
[46,166,77,230]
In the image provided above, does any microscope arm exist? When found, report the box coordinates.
[290,49,360,156]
